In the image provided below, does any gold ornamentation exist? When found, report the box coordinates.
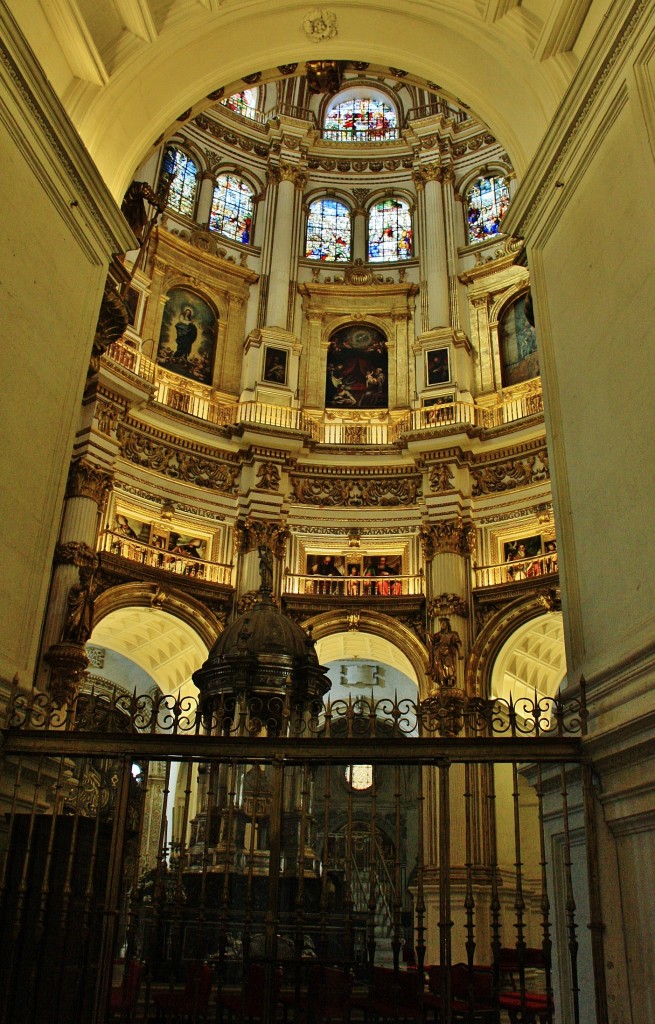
[235,517,290,557]
[347,613,360,631]
[290,474,421,507]
[257,461,281,491]
[419,520,475,558]
[54,541,98,568]
[278,162,309,188]
[44,641,89,705]
[117,424,239,494]
[429,594,468,619]
[429,463,454,492]
[96,399,121,436]
[91,279,130,374]
[472,452,549,495]
[66,459,114,506]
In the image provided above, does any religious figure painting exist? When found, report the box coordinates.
[112,513,149,548]
[425,347,451,387]
[263,346,288,385]
[156,287,218,385]
[363,555,402,595]
[499,295,539,386]
[325,324,388,409]
[503,534,543,580]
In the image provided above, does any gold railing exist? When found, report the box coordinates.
[473,552,558,588]
[284,572,424,597]
[99,530,233,585]
[101,343,543,442]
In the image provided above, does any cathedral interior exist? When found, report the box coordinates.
[0,1,654,1022]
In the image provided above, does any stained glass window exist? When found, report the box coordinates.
[209,174,254,244]
[466,176,510,243]
[306,199,351,261]
[221,89,259,120]
[367,199,413,262]
[160,147,198,218]
[324,97,398,141]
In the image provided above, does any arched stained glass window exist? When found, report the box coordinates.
[368,199,413,262]
[209,174,254,244]
[466,175,510,243]
[306,199,351,261]
[221,88,259,120]
[324,97,398,142]
[160,147,198,218]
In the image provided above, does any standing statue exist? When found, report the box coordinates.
[429,616,463,688]
[258,545,274,595]
[63,562,99,644]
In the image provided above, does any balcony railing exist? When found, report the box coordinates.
[473,552,558,589]
[99,530,233,585]
[101,343,544,442]
[284,572,424,597]
[321,127,400,142]
[405,101,469,124]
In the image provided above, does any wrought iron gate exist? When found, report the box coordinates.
[0,682,607,1024]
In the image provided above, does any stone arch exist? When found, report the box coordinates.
[466,595,558,699]
[300,607,430,699]
[93,581,223,651]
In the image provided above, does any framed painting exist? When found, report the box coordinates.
[325,324,388,409]
[499,294,539,386]
[263,346,288,385]
[503,534,543,580]
[425,347,451,386]
[423,393,455,408]
[168,533,207,559]
[362,555,402,595]
[156,287,218,385]
[306,554,345,594]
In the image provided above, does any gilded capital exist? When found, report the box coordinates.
[66,459,114,506]
[235,516,290,557]
[419,519,476,558]
[54,541,99,568]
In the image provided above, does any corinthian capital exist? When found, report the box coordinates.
[66,458,114,506]
[419,519,476,558]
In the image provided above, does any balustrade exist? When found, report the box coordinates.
[284,572,424,597]
[473,551,559,589]
[99,530,233,585]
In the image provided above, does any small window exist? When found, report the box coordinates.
[324,97,398,142]
[345,765,374,791]
[159,147,198,218]
[306,198,351,261]
[466,175,510,243]
[210,173,254,244]
[368,199,413,262]
[221,88,259,120]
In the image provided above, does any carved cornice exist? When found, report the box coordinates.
[235,517,289,557]
[429,463,454,493]
[117,422,239,494]
[429,594,468,618]
[419,519,475,558]
[66,459,114,506]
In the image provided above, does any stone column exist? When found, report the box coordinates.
[264,163,307,330]
[197,171,216,228]
[39,458,114,702]
[351,189,370,263]
[413,164,449,332]
[441,167,463,331]
[302,312,326,409]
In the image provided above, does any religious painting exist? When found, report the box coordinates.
[325,324,388,409]
[425,347,451,387]
[112,513,149,547]
[499,295,539,386]
[362,555,403,595]
[306,554,345,594]
[423,393,455,408]
[263,346,288,386]
[156,287,218,385]
[503,534,543,581]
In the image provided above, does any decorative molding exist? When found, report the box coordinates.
[236,517,289,557]
[429,463,454,493]
[117,422,239,494]
[54,541,98,568]
[302,8,338,41]
[472,450,549,495]
[429,594,468,618]
[114,481,227,520]
[419,519,475,558]
[290,472,421,507]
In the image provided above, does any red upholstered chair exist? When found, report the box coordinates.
[424,963,495,1023]
[498,948,554,1024]
[153,962,213,1022]
[109,959,142,1018]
